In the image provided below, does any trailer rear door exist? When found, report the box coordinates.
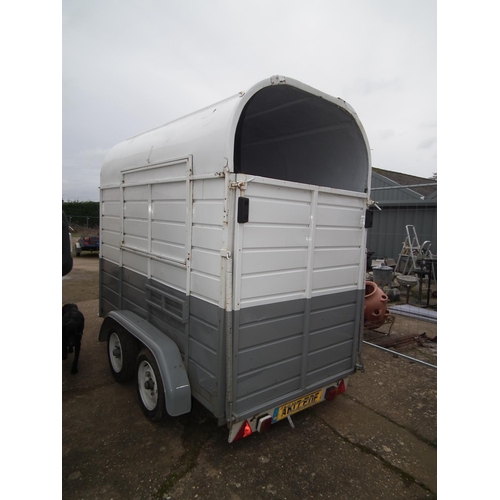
[229,176,366,422]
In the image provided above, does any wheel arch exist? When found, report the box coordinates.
[98,310,192,417]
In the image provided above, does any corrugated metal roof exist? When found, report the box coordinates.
[373,168,437,198]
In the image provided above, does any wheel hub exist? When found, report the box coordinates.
[144,377,155,391]
[138,359,159,412]
[112,346,121,358]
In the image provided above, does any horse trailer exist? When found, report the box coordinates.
[98,75,371,442]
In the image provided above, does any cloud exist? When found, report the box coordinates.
[418,137,437,150]
[350,78,404,97]
[62,165,101,202]
[62,0,437,197]
[377,129,397,141]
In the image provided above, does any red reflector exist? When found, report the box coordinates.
[325,380,346,401]
[337,379,346,395]
[232,421,253,442]
[243,421,252,437]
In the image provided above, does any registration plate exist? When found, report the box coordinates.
[272,389,324,423]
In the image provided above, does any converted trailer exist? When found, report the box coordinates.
[98,76,371,442]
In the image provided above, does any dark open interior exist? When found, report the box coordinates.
[234,85,369,192]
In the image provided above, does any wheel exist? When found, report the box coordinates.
[76,249,81,257]
[107,327,138,382]
[136,348,165,421]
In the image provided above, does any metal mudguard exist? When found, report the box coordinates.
[99,310,191,417]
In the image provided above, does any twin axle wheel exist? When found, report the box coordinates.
[107,329,165,421]
[136,350,165,421]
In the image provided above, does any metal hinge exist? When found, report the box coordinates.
[230,177,255,191]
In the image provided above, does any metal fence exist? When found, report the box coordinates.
[65,215,100,229]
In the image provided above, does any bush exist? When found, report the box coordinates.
[63,201,99,229]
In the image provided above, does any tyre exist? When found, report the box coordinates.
[136,348,165,421]
[107,327,139,382]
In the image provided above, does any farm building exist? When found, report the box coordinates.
[366,168,437,266]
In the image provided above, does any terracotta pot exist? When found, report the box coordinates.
[364,281,390,327]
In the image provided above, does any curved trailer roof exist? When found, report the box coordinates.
[101,75,371,193]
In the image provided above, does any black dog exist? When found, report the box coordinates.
[62,303,84,374]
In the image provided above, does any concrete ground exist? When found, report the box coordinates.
[62,255,437,499]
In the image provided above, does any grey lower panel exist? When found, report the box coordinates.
[100,259,226,421]
[232,290,363,419]
[100,259,363,424]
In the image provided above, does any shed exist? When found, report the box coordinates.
[366,168,437,264]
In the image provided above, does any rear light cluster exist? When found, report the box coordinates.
[232,414,272,442]
[257,414,272,433]
[230,379,346,443]
[325,379,346,401]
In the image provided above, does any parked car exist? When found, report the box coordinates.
[75,236,99,256]
[62,212,73,275]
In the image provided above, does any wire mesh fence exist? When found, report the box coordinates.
[362,179,437,370]
[65,215,100,229]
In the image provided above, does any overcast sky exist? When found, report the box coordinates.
[62,0,436,202]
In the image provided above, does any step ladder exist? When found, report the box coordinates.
[396,225,434,275]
